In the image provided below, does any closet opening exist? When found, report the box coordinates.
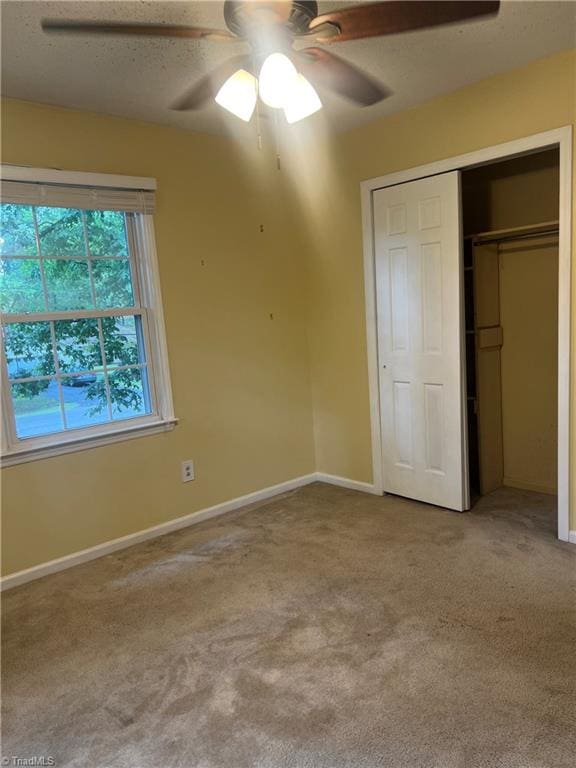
[461,149,560,530]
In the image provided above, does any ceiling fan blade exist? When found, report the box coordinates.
[295,48,390,106]
[171,56,251,110]
[41,19,238,43]
[307,1,500,43]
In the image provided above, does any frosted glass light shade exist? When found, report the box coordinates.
[215,69,257,122]
[259,53,298,109]
[283,74,322,123]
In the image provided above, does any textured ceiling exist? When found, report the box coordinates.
[1,1,575,136]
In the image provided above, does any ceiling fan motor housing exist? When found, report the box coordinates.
[287,1,319,33]
[223,1,319,37]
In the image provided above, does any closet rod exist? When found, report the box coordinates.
[471,220,559,246]
[474,228,559,245]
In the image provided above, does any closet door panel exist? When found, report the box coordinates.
[374,172,468,511]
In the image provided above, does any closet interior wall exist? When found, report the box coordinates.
[462,150,560,501]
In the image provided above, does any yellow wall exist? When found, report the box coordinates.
[462,150,560,235]
[2,49,576,576]
[499,236,559,494]
[296,48,575,522]
[0,99,316,575]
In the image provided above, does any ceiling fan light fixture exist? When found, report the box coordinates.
[43,1,501,121]
[258,52,298,109]
[283,73,322,124]
[215,69,257,121]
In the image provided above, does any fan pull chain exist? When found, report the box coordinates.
[252,53,263,152]
[255,92,263,152]
[273,110,281,171]
[251,52,280,170]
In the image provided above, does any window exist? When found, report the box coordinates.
[0,168,175,465]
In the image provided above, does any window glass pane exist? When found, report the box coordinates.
[61,373,110,429]
[101,315,144,367]
[44,259,93,311]
[86,211,128,256]
[0,259,45,313]
[0,205,37,256]
[92,259,134,308]
[36,207,86,257]
[110,367,150,421]
[4,322,55,380]
[12,379,64,438]
[54,318,102,374]
[1,197,162,448]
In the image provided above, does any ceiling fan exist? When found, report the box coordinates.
[42,1,501,124]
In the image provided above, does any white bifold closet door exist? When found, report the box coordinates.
[373,171,469,511]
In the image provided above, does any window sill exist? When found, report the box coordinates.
[0,418,178,468]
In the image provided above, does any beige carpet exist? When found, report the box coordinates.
[2,483,575,768]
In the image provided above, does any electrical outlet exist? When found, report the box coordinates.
[181,460,195,483]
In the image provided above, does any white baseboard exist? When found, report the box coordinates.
[1,471,378,591]
[502,477,557,496]
[0,474,315,591]
[569,531,576,545]
[315,472,380,495]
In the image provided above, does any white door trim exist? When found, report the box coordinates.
[361,126,573,542]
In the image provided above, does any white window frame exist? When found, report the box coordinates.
[0,165,176,466]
